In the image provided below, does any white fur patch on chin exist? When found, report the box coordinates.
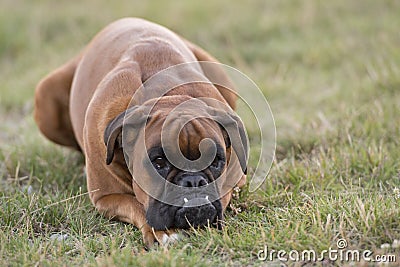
[161,233,181,245]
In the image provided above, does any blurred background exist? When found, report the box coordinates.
[1,0,399,132]
[1,1,399,146]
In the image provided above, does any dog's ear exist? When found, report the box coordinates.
[104,111,125,165]
[208,107,248,174]
[218,122,247,175]
[104,106,150,165]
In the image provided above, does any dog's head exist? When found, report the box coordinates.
[104,94,247,230]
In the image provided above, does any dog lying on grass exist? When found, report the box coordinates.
[34,18,247,247]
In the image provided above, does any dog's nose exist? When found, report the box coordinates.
[177,175,208,187]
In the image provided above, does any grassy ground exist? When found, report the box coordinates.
[1,0,400,266]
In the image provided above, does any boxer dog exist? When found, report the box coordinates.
[34,18,247,247]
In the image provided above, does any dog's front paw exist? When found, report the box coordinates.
[142,226,181,248]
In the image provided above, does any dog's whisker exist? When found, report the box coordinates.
[30,189,100,214]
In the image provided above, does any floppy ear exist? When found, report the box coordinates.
[218,121,245,175]
[104,106,149,165]
[208,107,248,174]
[104,111,126,165]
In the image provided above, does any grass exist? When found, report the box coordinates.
[1,0,400,266]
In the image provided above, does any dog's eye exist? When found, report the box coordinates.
[211,156,221,168]
[153,156,167,170]
[211,157,219,167]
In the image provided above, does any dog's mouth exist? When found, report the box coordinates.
[145,195,223,230]
[173,195,217,229]
[144,170,224,230]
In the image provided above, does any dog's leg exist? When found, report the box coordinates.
[182,39,238,110]
[34,53,82,150]
[86,159,180,247]
[95,194,179,247]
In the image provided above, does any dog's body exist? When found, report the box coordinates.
[34,18,246,247]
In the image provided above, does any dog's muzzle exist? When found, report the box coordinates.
[145,172,222,230]
[173,173,217,228]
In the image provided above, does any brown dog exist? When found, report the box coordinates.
[34,18,247,247]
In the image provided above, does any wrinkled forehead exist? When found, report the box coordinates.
[144,113,225,157]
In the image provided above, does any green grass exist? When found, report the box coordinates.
[1,0,400,266]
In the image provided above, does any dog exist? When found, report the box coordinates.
[34,18,247,247]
